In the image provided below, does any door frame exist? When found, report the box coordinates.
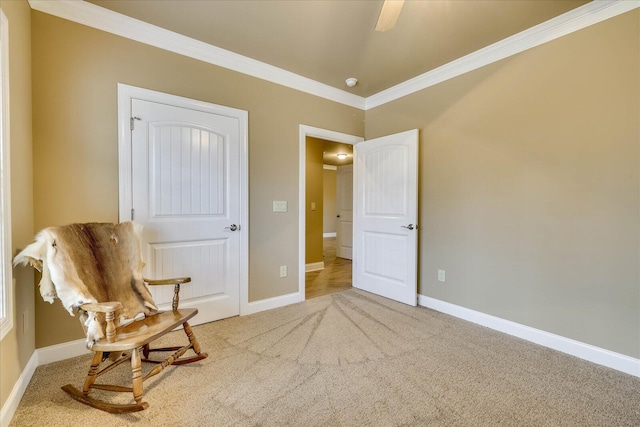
[298,125,363,300]
[117,83,250,314]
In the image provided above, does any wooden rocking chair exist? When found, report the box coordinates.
[14,222,208,413]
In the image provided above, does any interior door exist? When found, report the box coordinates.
[353,129,419,306]
[336,164,353,260]
[131,98,241,324]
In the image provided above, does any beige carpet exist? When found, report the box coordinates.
[10,289,640,426]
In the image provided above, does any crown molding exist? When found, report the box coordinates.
[365,0,640,109]
[29,0,639,112]
[28,0,366,110]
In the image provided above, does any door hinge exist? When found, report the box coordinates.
[130,117,141,131]
[131,208,135,221]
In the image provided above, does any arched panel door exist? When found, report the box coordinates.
[354,129,418,306]
[130,98,243,323]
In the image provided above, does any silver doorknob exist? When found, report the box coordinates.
[401,224,415,230]
[225,224,239,231]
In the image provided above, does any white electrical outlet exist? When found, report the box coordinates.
[438,269,446,282]
[280,265,288,278]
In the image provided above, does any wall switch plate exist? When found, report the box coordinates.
[273,201,287,212]
[280,265,287,278]
[311,202,316,211]
[438,269,446,282]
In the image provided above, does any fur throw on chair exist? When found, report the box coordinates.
[14,222,158,346]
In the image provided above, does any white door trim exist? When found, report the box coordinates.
[298,125,363,301]
[117,83,249,315]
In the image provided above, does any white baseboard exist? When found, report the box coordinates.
[323,232,336,238]
[419,295,640,377]
[36,338,88,366]
[0,351,38,427]
[242,291,301,316]
[305,262,324,272]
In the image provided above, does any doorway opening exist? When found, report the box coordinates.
[305,141,353,299]
[298,125,363,301]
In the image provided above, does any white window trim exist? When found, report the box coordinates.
[0,8,13,341]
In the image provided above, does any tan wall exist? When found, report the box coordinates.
[365,10,640,358]
[31,11,364,348]
[323,168,337,234]
[305,137,324,264]
[0,0,34,409]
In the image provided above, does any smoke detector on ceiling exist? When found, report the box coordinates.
[345,78,358,88]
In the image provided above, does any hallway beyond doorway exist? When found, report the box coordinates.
[305,237,352,299]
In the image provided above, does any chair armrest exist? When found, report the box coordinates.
[144,277,191,286]
[80,302,123,343]
[143,277,192,311]
[80,301,123,313]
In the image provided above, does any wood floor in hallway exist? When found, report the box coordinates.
[305,237,352,299]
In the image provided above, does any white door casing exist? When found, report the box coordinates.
[353,129,419,306]
[118,84,248,323]
[336,164,353,260]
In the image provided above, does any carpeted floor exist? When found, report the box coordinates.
[10,289,640,426]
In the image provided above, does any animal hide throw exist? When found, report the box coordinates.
[14,222,158,346]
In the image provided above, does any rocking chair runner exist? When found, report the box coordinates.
[14,222,208,413]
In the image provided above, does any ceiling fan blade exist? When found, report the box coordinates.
[375,0,405,32]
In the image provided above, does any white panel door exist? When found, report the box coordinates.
[354,129,418,306]
[131,98,241,324]
[336,164,353,260]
